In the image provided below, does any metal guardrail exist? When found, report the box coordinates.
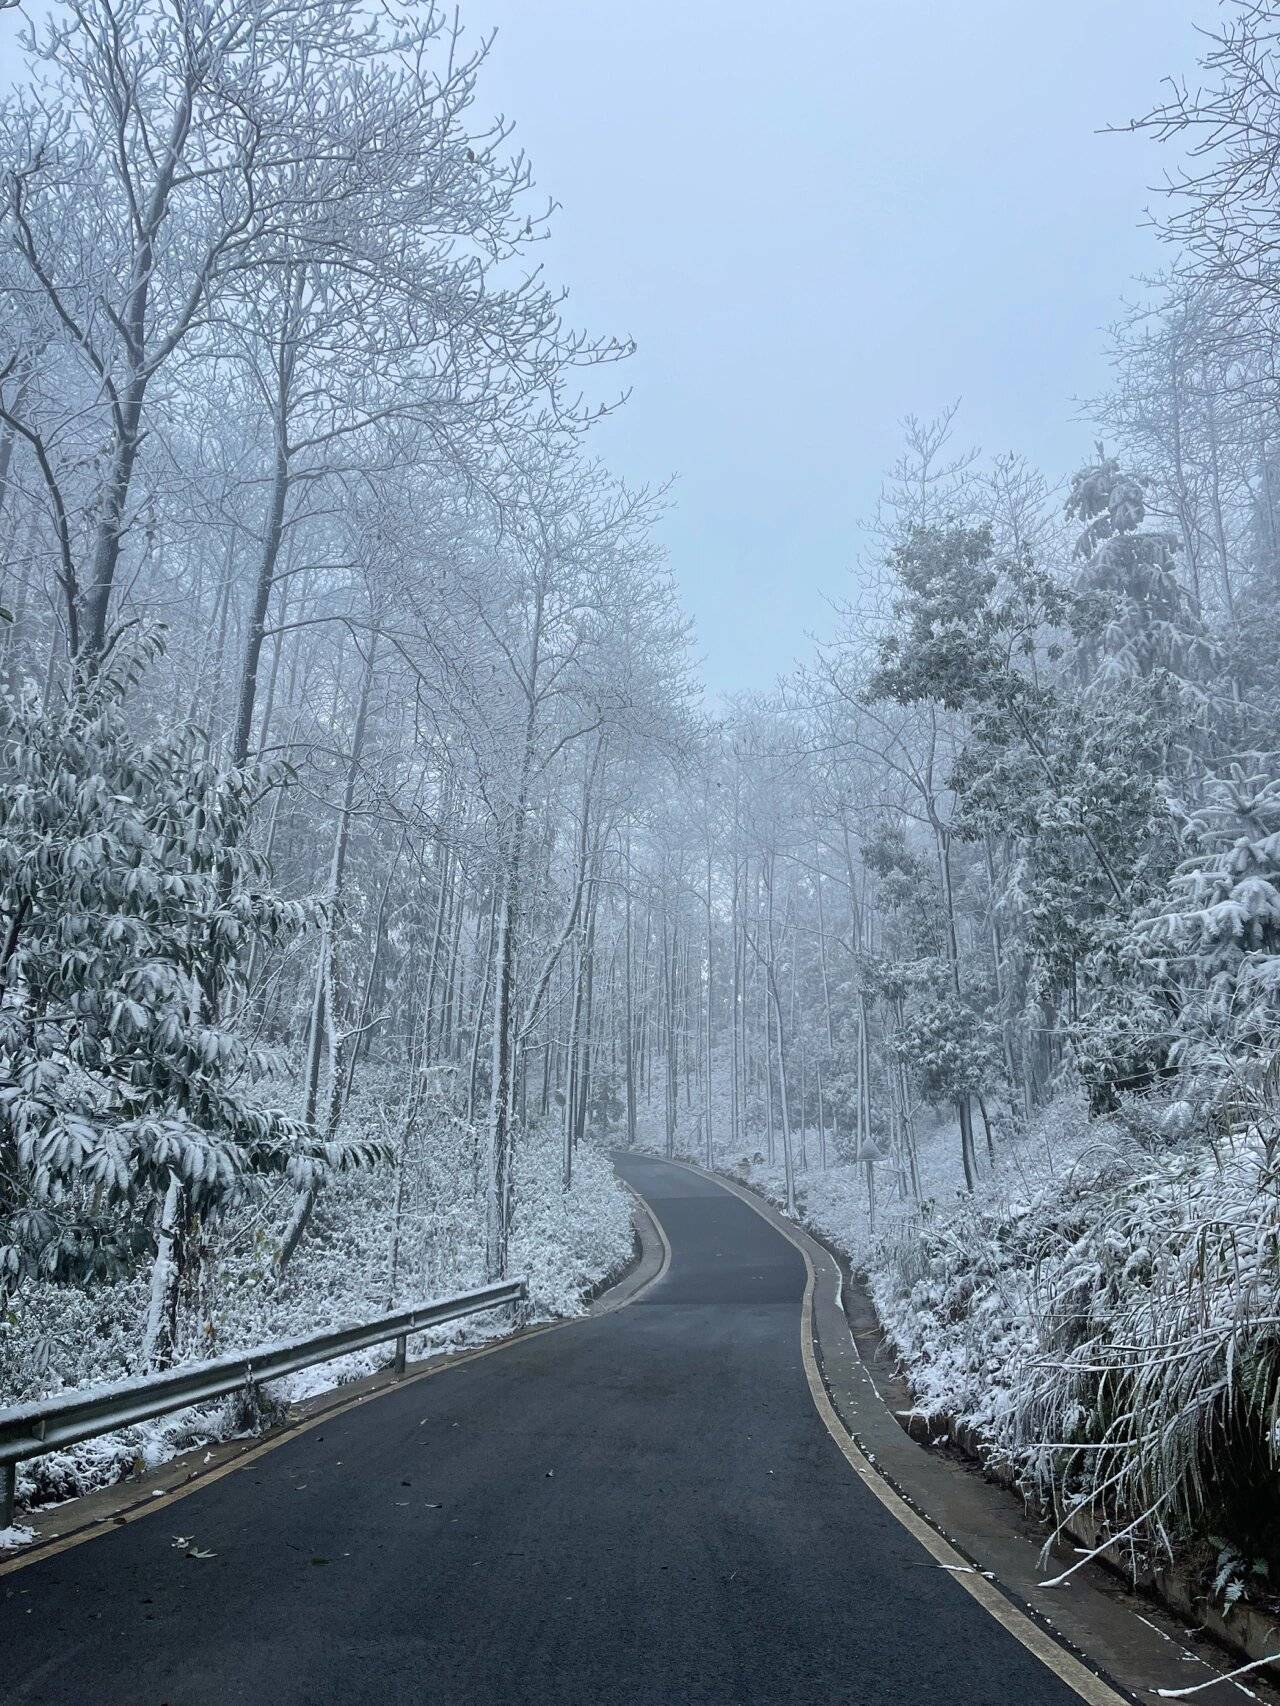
[0,1277,526,1529]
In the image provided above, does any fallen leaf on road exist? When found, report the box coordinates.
[172,1536,216,1560]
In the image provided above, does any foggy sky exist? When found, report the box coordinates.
[0,0,1209,698]
[470,0,1207,698]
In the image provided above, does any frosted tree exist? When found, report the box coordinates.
[1092,279,1251,629]
[863,520,1074,1176]
[0,636,381,1359]
[0,0,395,665]
[1137,757,1280,1094]
[1133,3,1280,348]
[1066,453,1219,707]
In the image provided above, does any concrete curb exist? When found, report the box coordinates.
[588,1175,670,1313]
[811,1182,1280,1689]
[898,1398,1280,1687]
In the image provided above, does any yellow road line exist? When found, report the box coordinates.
[7,1159,1126,1706]
[612,1179,672,1302]
[668,1160,1132,1706]
[0,1322,555,1579]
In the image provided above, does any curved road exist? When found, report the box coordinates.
[1,1156,1105,1705]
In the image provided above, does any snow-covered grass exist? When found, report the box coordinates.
[834,1095,1280,1596]
[1002,1121,1280,1587]
[0,1113,632,1529]
[629,1067,1280,1597]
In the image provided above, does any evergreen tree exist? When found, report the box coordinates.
[1136,756,1280,1094]
[0,638,382,1354]
[1067,453,1219,703]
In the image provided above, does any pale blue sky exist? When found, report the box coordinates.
[469,1,1207,694]
[0,1,1209,695]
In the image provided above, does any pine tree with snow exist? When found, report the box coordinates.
[1136,756,1280,1093]
[1067,453,1220,705]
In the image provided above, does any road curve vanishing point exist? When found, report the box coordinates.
[0,1154,1128,1706]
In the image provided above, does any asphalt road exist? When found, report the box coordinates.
[0,1155,1101,1705]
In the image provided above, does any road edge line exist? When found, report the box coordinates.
[651,1156,1134,1706]
[593,1178,672,1314]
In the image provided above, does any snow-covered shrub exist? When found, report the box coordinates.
[224,1378,291,1438]
[0,1267,148,1403]
[1008,1126,1280,1575]
[849,1086,1280,1584]
[1135,758,1280,1100]
[511,1127,634,1317]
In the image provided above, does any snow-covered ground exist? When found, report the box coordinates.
[0,1120,632,1527]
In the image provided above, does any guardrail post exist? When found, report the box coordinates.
[1,1462,16,1530]
[392,1333,407,1375]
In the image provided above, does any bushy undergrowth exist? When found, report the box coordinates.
[857,1099,1280,1587]
[827,1095,1280,1593]
[0,1105,632,1518]
[512,1130,634,1317]
[1006,1125,1280,1582]
[862,1094,1103,1444]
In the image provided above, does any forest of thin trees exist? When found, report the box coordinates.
[3,0,1280,1425]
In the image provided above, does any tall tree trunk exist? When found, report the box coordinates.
[704,843,714,1168]
[767,968,797,1218]
[466,891,497,1124]
[486,656,542,1279]
[280,629,379,1270]
[624,844,637,1148]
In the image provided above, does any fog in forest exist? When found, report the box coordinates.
[4,3,1280,1688]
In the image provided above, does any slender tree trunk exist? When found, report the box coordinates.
[144,1174,185,1370]
[231,437,292,766]
[704,844,714,1168]
[767,969,797,1218]
[624,848,637,1148]
[467,892,497,1123]
[280,630,379,1270]
[935,821,977,1191]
